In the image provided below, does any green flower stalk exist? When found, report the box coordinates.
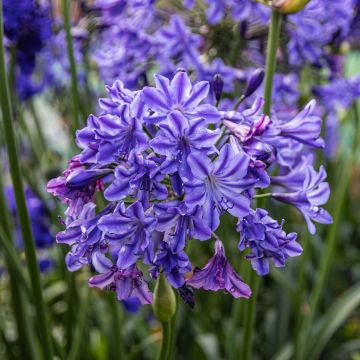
[263,9,282,115]
[62,0,81,132]
[153,273,177,360]
[0,2,53,358]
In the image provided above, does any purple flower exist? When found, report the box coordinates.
[313,75,360,111]
[156,16,202,71]
[104,152,167,205]
[76,100,148,164]
[98,201,157,268]
[93,25,155,88]
[151,237,192,288]
[186,240,251,299]
[238,209,302,275]
[272,163,333,235]
[150,111,220,180]
[276,100,324,148]
[223,98,278,163]
[184,144,255,231]
[6,186,54,250]
[56,203,113,272]
[155,201,212,252]
[3,0,51,74]
[196,58,237,95]
[142,71,221,125]
[89,254,153,304]
[287,0,355,67]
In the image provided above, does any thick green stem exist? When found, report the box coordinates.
[263,10,282,115]
[158,321,171,360]
[0,3,53,359]
[110,297,125,360]
[0,179,35,359]
[241,270,261,360]
[62,0,81,132]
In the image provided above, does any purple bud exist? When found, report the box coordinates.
[244,68,265,98]
[213,74,224,102]
[66,169,112,189]
[178,284,195,309]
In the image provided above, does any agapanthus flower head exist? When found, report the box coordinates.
[48,68,331,308]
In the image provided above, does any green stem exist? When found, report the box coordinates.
[158,321,171,360]
[0,4,53,359]
[65,271,77,353]
[62,0,81,132]
[263,9,282,115]
[28,100,47,153]
[241,270,261,360]
[292,233,310,356]
[0,179,35,359]
[110,297,125,360]
[68,286,90,360]
[168,302,177,360]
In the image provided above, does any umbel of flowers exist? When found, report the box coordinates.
[47,70,332,306]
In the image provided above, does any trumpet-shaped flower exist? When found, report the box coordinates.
[185,144,256,231]
[186,240,251,298]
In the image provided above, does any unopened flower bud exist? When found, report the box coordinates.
[244,68,265,98]
[271,0,310,14]
[152,273,176,322]
[66,169,112,189]
[213,74,224,103]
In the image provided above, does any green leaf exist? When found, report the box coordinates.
[307,281,360,359]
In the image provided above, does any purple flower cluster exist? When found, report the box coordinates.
[3,0,52,99]
[287,0,356,67]
[48,70,332,305]
[184,0,270,25]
